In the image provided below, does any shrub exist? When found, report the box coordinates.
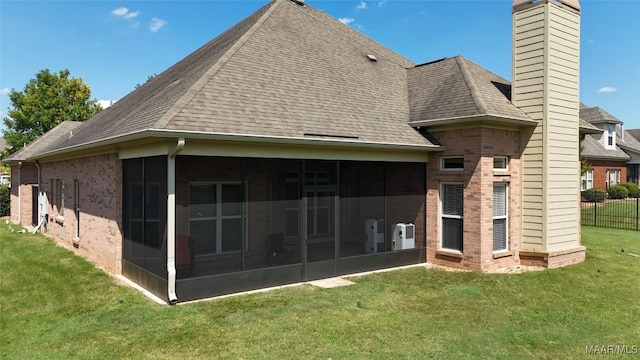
[607,184,629,199]
[620,182,639,197]
[582,188,606,202]
[0,185,9,217]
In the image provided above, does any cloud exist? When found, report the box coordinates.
[378,1,387,7]
[356,1,367,10]
[112,7,139,19]
[111,7,128,17]
[338,17,355,25]
[597,87,617,93]
[123,10,140,20]
[0,88,10,96]
[149,18,167,33]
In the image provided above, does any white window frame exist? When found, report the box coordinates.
[285,171,331,237]
[440,183,464,252]
[493,156,508,171]
[493,183,508,253]
[606,169,621,188]
[581,170,594,191]
[189,181,248,255]
[604,125,616,150]
[440,156,464,171]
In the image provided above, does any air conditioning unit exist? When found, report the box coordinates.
[392,223,415,250]
[364,219,385,254]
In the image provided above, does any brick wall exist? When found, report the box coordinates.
[586,159,627,190]
[39,153,122,274]
[427,127,522,271]
[10,163,38,226]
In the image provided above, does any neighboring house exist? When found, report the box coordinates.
[3,0,586,304]
[579,105,640,190]
[0,137,10,186]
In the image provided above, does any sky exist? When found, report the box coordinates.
[1,0,639,131]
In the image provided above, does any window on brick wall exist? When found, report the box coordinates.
[440,157,464,171]
[606,169,621,188]
[441,183,464,252]
[74,180,80,239]
[56,179,64,217]
[493,156,508,171]
[493,183,508,252]
[581,170,593,191]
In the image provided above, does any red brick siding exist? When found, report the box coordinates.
[586,159,627,190]
[40,154,122,274]
[427,127,522,271]
[10,163,38,226]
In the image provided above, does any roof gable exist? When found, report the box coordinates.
[580,106,622,125]
[407,56,531,125]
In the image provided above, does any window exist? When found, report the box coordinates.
[189,182,247,254]
[605,125,616,149]
[285,171,331,237]
[581,170,593,191]
[493,183,508,252]
[74,180,81,239]
[493,156,508,171]
[606,169,621,188]
[56,179,64,216]
[441,183,464,252]
[440,157,464,171]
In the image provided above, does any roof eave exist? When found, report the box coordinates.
[409,114,537,128]
[29,129,444,160]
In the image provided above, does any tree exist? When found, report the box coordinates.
[135,74,157,89]
[2,69,102,156]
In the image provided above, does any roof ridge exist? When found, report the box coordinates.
[297,2,414,69]
[152,0,283,129]
[455,55,489,115]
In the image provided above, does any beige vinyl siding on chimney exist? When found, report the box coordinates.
[545,4,580,251]
[514,4,546,250]
[514,1,580,252]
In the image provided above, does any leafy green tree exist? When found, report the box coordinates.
[2,69,102,156]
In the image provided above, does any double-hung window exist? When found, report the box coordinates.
[581,170,593,191]
[190,182,247,255]
[441,183,464,252]
[493,183,508,252]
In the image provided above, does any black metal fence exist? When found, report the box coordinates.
[581,197,640,230]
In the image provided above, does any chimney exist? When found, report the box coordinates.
[512,0,585,264]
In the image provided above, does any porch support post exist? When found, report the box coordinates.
[167,138,185,304]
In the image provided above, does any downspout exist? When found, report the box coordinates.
[17,162,22,225]
[32,161,43,233]
[167,138,185,305]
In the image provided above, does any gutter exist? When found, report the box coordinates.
[409,114,538,128]
[167,137,185,305]
[30,129,442,161]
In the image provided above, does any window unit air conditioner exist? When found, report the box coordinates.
[365,219,385,254]
[392,223,415,250]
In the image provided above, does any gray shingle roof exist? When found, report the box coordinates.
[407,56,533,126]
[580,106,622,125]
[580,133,630,161]
[4,122,83,161]
[33,0,436,158]
[21,0,548,160]
[618,130,640,154]
[579,118,602,134]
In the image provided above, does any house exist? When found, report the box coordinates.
[4,0,585,304]
[579,105,640,190]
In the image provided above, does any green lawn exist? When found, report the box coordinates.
[581,198,640,230]
[1,223,639,359]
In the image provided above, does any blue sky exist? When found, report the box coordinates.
[1,0,639,131]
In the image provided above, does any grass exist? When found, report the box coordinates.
[581,198,640,229]
[1,223,639,359]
